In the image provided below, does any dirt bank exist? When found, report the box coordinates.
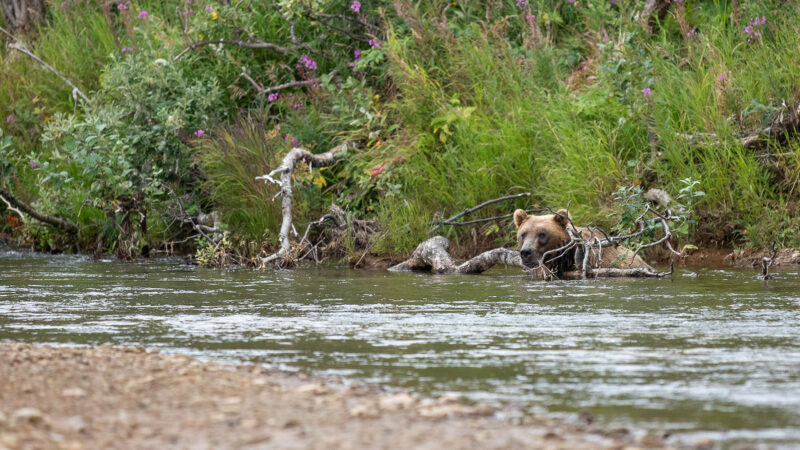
[0,343,683,449]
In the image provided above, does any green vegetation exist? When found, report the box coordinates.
[2,0,799,262]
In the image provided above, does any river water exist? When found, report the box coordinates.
[1,248,799,447]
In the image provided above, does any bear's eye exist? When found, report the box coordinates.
[538,232,547,240]
[520,232,527,240]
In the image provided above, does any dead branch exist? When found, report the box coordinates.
[0,26,90,103]
[240,69,336,96]
[173,38,298,60]
[761,242,778,280]
[0,186,78,233]
[256,145,346,266]
[431,192,531,232]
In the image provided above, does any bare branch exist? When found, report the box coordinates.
[1,26,89,103]
[431,192,531,232]
[0,186,78,232]
[174,38,298,60]
[761,242,778,280]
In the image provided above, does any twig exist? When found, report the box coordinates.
[431,192,530,232]
[437,208,547,228]
[1,26,89,103]
[174,38,297,60]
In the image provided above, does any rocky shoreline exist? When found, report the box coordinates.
[0,343,689,449]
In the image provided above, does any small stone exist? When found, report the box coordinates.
[348,402,379,418]
[296,384,329,395]
[543,431,563,440]
[378,393,418,411]
[436,393,462,404]
[418,403,472,419]
[694,438,714,449]
[283,419,300,428]
[11,407,48,427]
[67,416,88,434]
[61,388,87,397]
[638,433,664,448]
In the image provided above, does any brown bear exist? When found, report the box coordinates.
[513,209,653,276]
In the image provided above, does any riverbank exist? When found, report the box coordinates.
[0,343,682,450]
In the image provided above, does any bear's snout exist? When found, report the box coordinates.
[519,247,536,267]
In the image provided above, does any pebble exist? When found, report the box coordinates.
[348,402,379,418]
[62,387,87,398]
[378,393,418,411]
[68,416,88,433]
[694,438,715,449]
[11,407,48,427]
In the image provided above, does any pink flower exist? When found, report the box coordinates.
[138,10,148,19]
[350,1,361,13]
[204,5,212,12]
[267,93,279,102]
[120,47,133,53]
[194,129,205,138]
[29,159,37,169]
[297,55,317,71]
[368,38,380,48]
[526,14,536,21]
[5,115,14,123]
[718,75,727,82]
[641,87,651,98]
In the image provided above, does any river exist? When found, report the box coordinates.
[1,247,799,447]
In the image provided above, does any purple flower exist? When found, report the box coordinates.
[641,87,651,98]
[29,159,37,169]
[194,129,205,138]
[138,10,149,19]
[686,26,697,37]
[516,0,528,7]
[297,54,317,71]
[117,1,130,11]
[204,5,213,12]
[718,75,727,82]
[354,49,362,60]
[120,47,133,53]
[610,0,617,4]
[525,14,536,21]
[183,9,195,15]
[61,1,68,7]
[350,1,361,13]
[346,194,353,201]
[6,115,14,123]
[268,93,279,102]
[567,0,574,3]
[368,38,380,48]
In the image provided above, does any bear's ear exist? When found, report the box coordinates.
[513,209,528,229]
[553,209,570,228]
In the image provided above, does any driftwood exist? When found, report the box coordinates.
[256,145,346,266]
[388,236,525,274]
[388,235,673,278]
[0,186,78,233]
[1,26,89,103]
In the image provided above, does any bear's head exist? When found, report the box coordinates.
[513,209,572,268]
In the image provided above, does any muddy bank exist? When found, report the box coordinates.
[0,343,682,449]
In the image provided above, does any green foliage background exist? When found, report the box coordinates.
[2,0,799,259]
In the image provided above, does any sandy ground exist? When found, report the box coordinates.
[0,343,688,450]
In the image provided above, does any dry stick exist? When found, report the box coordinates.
[437,208,547,228]
[0,187,78,233]
[431,192,531,232]
[0,26,89,103]
[256,145,346,266]
[761,242,778,280]
[173,38,296,60]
